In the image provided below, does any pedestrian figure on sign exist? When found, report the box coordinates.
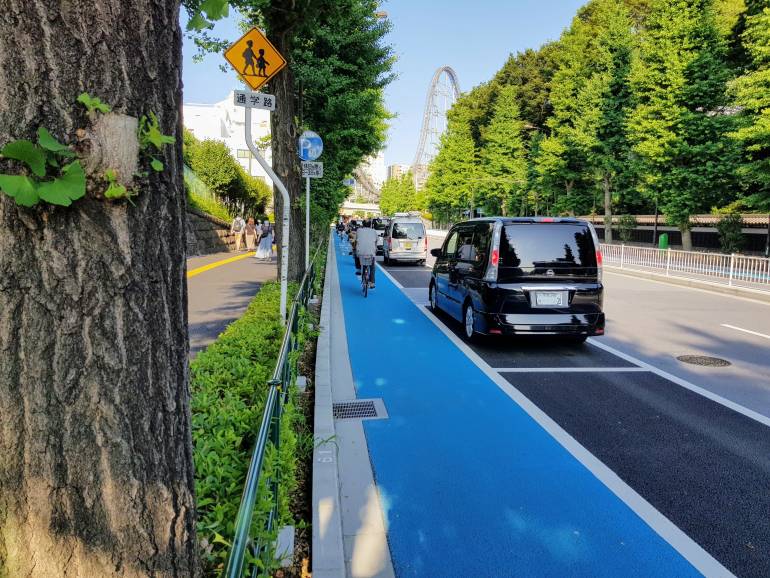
[257,49,270,77]
[242,40,257,76]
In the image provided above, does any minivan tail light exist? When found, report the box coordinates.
[596,250,603,267]
[484,223,503,283]
[388,238,392,250]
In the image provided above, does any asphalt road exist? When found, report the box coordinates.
[186,251,276,357]
[374,253,770,578]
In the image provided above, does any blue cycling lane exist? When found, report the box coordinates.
[333,236,702,577]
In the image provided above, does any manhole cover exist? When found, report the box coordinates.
[676,355,731,367]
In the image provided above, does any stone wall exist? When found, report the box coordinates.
[186,209,236,256]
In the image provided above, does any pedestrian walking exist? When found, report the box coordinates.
[230,215,246,251]
[255,221,273,261]
[244,218,258,251]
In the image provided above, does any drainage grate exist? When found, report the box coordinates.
[332,399,389,420]
[333,400,377,419]
[676,355,731,367]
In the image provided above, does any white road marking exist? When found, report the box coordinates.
[587,339,770,428]
[721,323,770,341]
[376,264,734,578]
[495,367,649,373]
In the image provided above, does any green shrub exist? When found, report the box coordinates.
[717,213,745,253]
[191,281,301,576]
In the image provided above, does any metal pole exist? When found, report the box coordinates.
[765,213,769,258]
[245,104,290,324]
[305,176,310,271]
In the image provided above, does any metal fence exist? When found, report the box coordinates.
[601,243,770,292]
[224,245,323,578]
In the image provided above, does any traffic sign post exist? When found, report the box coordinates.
[298,131,323,272]
[226,30,290,327]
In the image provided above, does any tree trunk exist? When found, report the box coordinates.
[603,174,613,243]
[267,27,305,282]
[0,2,198,577]
[681,226,693,251]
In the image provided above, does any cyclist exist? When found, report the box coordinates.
[355,219,377,289]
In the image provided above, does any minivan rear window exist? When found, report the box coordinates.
[391,222,424,240]
[373,219,389,231]
[499,224,596,277]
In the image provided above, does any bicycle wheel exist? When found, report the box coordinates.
[362,266,369,297]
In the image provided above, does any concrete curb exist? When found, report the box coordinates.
[312,234,346,578]
[604,266,770,304]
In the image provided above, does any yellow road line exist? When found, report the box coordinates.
[187,252,256,278]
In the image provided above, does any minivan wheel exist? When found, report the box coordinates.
[463,303,476,341]
[429,284,438,312]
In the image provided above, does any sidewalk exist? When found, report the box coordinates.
[315,235,716,577]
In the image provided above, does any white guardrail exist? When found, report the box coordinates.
[601,244,770,292]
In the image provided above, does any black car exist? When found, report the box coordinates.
[429,217,605,342]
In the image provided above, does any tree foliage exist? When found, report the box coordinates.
[424,0,762,236]
[729,6,770,209]
[379,172,421,215]
[183,129,271,217]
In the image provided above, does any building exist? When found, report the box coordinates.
[387,163,410,181]
[183,91,273,185]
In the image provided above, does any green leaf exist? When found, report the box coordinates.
[37,181,73,206]
[37,127,73,156]
[200,0,229,20]
[77,92,111,114]
[150,158,164,172]
[186,13,210,31]
[1,140,46,177]
[0,174,39,207]
[59,161,86,201]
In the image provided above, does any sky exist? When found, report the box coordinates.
[181,0,586,168]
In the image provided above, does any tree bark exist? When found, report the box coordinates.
[267,27,305,282]
[681,226,693,251]
[603,174,613,243]
[0,2,198,576]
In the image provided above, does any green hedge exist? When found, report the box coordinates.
[191,281,299,576]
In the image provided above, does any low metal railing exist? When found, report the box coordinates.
[224,244,324,578]
[601,243,770,291]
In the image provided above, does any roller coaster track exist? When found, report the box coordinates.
[411,66,461,188]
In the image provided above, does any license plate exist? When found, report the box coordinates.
[533,291,568,307]
[404,243,412,250]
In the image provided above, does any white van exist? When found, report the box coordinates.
[383,213,427,265]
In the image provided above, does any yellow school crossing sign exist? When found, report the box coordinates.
[224,27,286,91]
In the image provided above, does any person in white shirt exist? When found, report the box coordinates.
[230,215,246,251]
[355,219,378,288]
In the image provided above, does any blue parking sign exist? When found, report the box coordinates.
[298,130,323,161]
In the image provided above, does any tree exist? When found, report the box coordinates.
[379,172,419,215]
[577,0,636,241]
[291,0,394,228]
[628,0,740,250]
[0,1,196,576]
[479,85,528,215]
[729,6,770,210]
[424,110,478,220]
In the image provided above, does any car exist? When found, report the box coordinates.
[428,217,605,342]
[372,217,391,255]
[383,213,427,265]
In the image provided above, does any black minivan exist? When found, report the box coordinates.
[429,217,605,341]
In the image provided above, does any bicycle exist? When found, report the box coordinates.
[360,255,374,298]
